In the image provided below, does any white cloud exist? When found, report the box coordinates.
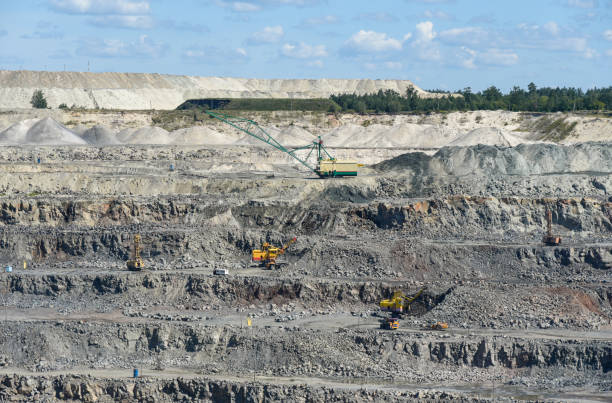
[216,0,321,11]
[606,49,612,57]
[478,49,519,66]
[232,2,261,12]
[76,35,166,58]
[50,0,150,15]
[604,29,612,41]
[90,15,153,29]
[515,23,590,53]
[412,21,441,61]
[182,46,249,63]
[452,45,519,69]
[307,60,324,68]
[423,10,453,20]
[543,21,560,35]
[414,21,436,43]
[457,46,476,69]
[583,48,597,58]
[248,25,284,44]
[344,30,404,53]
[184,49,205,58]
[566,0,597,8]
[438,26,488,46]
[282,42,327,58]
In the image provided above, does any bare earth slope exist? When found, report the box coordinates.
[0,70,434,110]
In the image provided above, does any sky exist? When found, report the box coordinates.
[0,0,611,91]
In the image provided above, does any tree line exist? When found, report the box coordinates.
[330,83,612,114]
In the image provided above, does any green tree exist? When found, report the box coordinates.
[30,90,47,109]
[528,82,537,94]
[354,100,367,114]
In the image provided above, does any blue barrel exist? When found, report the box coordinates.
[133,368,139,378]
[4,266,12,273]
[169,164,175,171]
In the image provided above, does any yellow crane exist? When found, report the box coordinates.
[126,234,144,271]
[251,237,297,269]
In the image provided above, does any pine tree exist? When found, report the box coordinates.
[30,90,47,109]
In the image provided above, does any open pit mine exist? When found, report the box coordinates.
[0,70,610,402]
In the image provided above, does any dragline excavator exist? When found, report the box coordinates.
[204,111,360,178]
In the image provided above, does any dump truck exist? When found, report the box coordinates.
[380,317,400,330]
[251,237,297,269]
[431,322,448,331]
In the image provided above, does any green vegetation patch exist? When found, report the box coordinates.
[534,117,578,141]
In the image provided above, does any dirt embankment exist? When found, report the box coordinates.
[0,70,431,110]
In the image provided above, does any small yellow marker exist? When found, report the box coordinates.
[247,318,252,327]
[23,261,27,270]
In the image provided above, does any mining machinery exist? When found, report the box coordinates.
[431,322,449,331]
[251,237,297,270]
[542,209,562,246]
[379,287,426,330]
[204,111,360,178]
[126,234,145,271]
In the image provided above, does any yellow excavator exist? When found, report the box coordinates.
[126,234,145,271]
[379,287,426,330]
[542,209,562,246]
[251,237,297,269]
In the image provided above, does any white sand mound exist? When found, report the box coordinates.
[170,126,241,145]
[274,126,315,146]
[124,126,172,145]
[231,125,314,147]
[320,123,459,148]
[0,118,40,144]
[320,124,363,147]
[25,117,87,145]
[116,128,135,143]
[81,125,121,145]
[71,124,90,135]
[0,117,86,145]
[448,127,512,147]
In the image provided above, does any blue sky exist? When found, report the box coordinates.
[0,0,611,91]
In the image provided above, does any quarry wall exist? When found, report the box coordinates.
[0,70,428,110]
